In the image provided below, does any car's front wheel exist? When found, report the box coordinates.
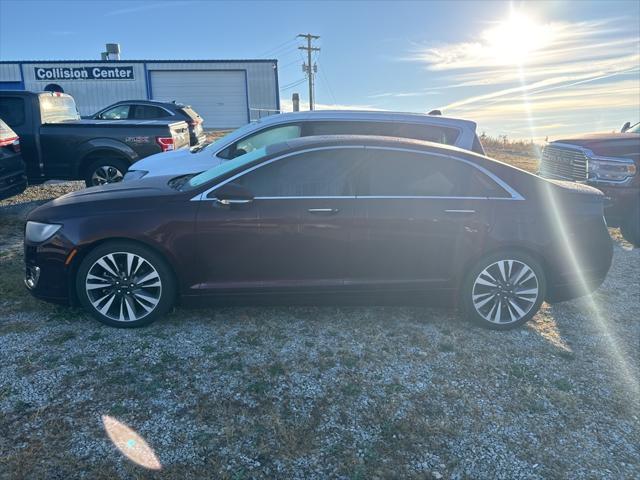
[462,251,546,330]
[76,241,176,327]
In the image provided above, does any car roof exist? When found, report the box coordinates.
[108,99,187,108]
[252,110,477,130]
[265,134,478,158]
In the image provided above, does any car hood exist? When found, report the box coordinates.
[551,132,640,157]
[128,147,222,179]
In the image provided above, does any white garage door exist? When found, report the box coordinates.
[150,70,248,128]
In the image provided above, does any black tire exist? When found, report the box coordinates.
[461,250,546,330]
[620,203,640,247]
[84,157,129,187]
[75,241,176,328]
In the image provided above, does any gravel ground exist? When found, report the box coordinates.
[0,173,638,479]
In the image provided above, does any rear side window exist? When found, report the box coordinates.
[236,148,363,197]
[360,149,509,198]
[132,105,167,119]
[99,105,130,120]
[305,121,460,146]
[39,95,80,123]
[0,97,26,128]
[219,124,302,159]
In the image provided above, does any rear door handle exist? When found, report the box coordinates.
[308,208,340,214]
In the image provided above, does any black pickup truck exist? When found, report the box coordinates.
[0,91,190,187]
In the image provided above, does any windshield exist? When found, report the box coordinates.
[180,146,269,191]
[629,122,640,134]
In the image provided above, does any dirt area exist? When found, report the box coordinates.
[0,152,638,479]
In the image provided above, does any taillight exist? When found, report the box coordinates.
[156,136,175,152]
[0,135,19,149]
[189,119,202,127]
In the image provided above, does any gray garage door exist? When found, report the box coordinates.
[150,70,249,129]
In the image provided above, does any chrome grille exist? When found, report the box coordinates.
[540,144,588,181]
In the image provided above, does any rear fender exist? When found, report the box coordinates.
[75,138,139,176]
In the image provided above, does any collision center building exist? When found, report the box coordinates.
[0,59,280,128]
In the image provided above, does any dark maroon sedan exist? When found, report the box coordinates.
[24,135,613,329]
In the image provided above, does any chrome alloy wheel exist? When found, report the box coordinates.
[471,259,539,325]
[85,252,162,322]
[91,165,124,185]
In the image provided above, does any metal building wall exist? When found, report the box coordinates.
[145,61,279,122]
[21,62,147,115]
[1,60,279,121]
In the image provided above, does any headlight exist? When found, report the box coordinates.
[25,221,62,243]
[588,157,637,182]
[123,170,148,181]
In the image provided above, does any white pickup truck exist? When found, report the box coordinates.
[124,110,485,181]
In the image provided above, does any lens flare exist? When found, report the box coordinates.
[102,415,162,470]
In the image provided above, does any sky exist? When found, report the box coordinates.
[0,0,638,141]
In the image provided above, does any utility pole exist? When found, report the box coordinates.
[298,33,320,110]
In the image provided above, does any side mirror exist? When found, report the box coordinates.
[621,121,631,133]
[208,182,254,206]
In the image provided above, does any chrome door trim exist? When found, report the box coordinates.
[191,144,525,202]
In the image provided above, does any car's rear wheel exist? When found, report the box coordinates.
[462,251,546,330]
[620,203,640,247]
[76,241,176,327]
[84,158,128,187]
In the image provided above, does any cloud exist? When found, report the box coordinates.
[105,1,196,17]
[408,11,640,139]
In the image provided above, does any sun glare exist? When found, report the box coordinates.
[484,11,553,64]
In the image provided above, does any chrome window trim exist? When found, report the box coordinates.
[192,145,524,201]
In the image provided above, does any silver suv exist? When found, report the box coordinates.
[125,110,485,180]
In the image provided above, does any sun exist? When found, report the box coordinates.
[484,11,554,65]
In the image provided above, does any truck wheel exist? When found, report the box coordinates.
[84,158,128,187]
[620,203,640,247]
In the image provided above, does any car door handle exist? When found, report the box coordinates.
[308,208,340,214]
[444,209,476,214]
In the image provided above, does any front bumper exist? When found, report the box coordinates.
[589,183,640,226]
[24,234,78,305]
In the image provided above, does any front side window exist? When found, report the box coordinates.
[305,121,460,146]
[132,105,167,119]
[218,124,302,159]
[100,105,130,120]
[236,148,364,197]
[361,149,509,198]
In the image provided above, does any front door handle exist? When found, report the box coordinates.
[308,208,340,214]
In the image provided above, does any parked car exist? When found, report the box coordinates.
[0,91,190,187]
[88,99,205,147]
[123,110,486,181]
[0,117,27,200]
[539,121,640,245]
[25,135,613,329]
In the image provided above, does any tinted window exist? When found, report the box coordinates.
[361,149,508,198]
[132,105,167,119]
[236,148,363,197]
[219,124,302,159]
[0,97,26,128]
[100,105,130,120]
[306,121,460,145]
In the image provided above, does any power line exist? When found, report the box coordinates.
[298,33,320,110]
[258,37,298,58]
[279,78,307,91]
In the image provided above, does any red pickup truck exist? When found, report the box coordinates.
[540,122,640,246]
